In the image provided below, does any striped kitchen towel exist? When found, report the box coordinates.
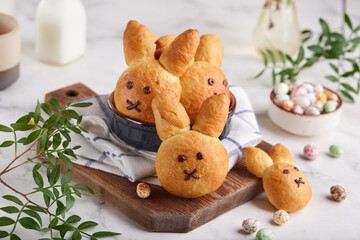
[68,86,263,185]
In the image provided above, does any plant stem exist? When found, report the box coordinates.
[9,201,28,235]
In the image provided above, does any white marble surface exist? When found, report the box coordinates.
[1,0,360,239]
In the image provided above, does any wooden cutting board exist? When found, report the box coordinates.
[44,83,270,233]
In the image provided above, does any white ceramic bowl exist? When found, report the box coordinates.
[268,87,342,136]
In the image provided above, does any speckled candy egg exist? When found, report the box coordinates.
[329,144,343,158]
[242,218,260,234]
[330,185,346,201]
[292,104,304,114]
[302,83,314,93]
[324,101,337,113]
[136,183,151,198]
[305,106,320,115]
[290,87,307,98]
[273,210,289,225]
[256,228,274,240]
[314,83,324,94]
[293,96,311,108]
[274,83,289,95]
[280,99,294,111]
[316,92,327,103]
[274,94,290,105]
[303,144,320,160]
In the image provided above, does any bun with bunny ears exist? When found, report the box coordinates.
[243,144,312,212]
[114,21,200,123]
[153,94,230,198]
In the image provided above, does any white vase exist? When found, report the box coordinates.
[36,0,86,65]
[0,0,15,16]
[253,0,301,57]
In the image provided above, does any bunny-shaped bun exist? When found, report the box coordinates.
[114,21,200,123]
[155,34,231,123]
[243,144,312,212]
[152,93,230,198]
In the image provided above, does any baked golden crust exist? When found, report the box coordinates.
[180,62,230,123]
[195,34,224,68]
[192,94,230,138]
[123,20,157,66]
[243,147,273,178]
[151,95,190,140]
[159,29,200,77]
[156,131,229,198]
[269,143,293,164]
[263,162,312,212]
[155,35,177,59]
[114,60,181,123]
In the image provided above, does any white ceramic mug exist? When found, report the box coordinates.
[0,13,20,90]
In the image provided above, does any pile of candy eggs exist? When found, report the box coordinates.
[273,82,340,115]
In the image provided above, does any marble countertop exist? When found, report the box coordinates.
[1,0,360,239]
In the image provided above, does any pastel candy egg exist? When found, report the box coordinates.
[303,144,320,160]
[287,82,298,91]
[314,83,324,94]
[242,218,260,234]
[256,228,274,240]
[312,101,324,112]
[292,104,304,114]
[136,182,151,198]
[305,106,320,115]
[274,94,290,105]
[302,83,314,93]
[316,92,327,103]
[280,99,294,111]
[290,87,307,98]
[273,210,289,225]
[293,96,311,108]
[274,83,289,95]
[325,91,339,101]
[324,101,337,113]
[329,144,343,158]
[305,92,316,102]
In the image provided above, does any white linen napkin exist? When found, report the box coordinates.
[68,86,263,185]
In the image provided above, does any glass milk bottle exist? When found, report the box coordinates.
[0,0,15,16]
[36,0,86,65]
[253,0,301,57]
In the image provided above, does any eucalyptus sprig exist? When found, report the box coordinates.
[0,98,120,239]
[255,13,360,103]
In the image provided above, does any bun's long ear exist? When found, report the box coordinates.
[159,29,200,76]
[123,20,157,66]
[194,34,224,68]
[152,95,190,140]
[154,34,177,59]
[192,94,229,138]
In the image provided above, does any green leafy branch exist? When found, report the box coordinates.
[0,98,120,239]
[255,13,360,103]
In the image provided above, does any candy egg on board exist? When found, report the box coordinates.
[290,87,307,98]
[274,94,290,105]
[305,106,320,115]
[303,144,320,160]
[292,105,304,114]
[136,182,151,198]
[242,218,260,234]
[293,96,311,108]
[314,83,324,94]
[274,83,289,95]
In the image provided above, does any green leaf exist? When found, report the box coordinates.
[76,115,83,125]
[41,188,55,200]
[302,56,319,68]
[324,75,338,82]
[285,54,295,65]
[66,195,75,211]
[43,194,50,207]
[19,217,41,230]
[60,130,71,142]
[23,209,42,226]
[295,46,304,65]
[350,37,360,44]
[271,69,276,86]
[64,149,77,159]
[49,165,61,186]
[266,49,276,64]
[0,206,19,214]
[61,171,72,185]
[73,184,94,194]
[341,71,354,77]
[56,201,66,218]
[0,124,12,132]
[17,137,26,144]
[70,102,93,108]
[319,18,330,36]
[10,123,35,131]
[45,111,61,127]
[34,100,41,124]
[0,231,9,238]
[73,145,81,150]
[0,140,14,148]
[26,205,47,214]
[0,217,15,226]
[53,224,74,238]
[62,140,70,149]
[61,184,70,195]
[53,187,60,198]
[63,110,80,119]
[77,221,98,230]
[10,234,20,240]
[41,103,52,116]
[69,126,81,134]
[92,231,121,238]
[16,114,31,124]
[24,129,41,145]
[39,130,48,150]
[308,45,323,53]
[66,215,81,224]
[260,51,268,67]
[52,133,61,150]
[344,13,353,30]
[278,51,285,64]
[341,83,357,93]
[48,98,61,110]
[58,152,72,170]
[253,69,265,79]
[49,218,58,228]
[3,195,23,206]
[47,152,57,166]
[329,63,338,73]
[32,165,44,188]
[340,90,355,103]
[72,231,82,240]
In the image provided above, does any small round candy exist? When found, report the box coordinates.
[273,210,289,225]
[293,96,311,108]
[305,106,320,115]
[136,183,151,198]
[314,83,324,94]
[316,92,327,103]
[302,83,314,93]
[303,144,320,160]
[274,94,290,105]
[305,92,316,102]
[242,218,260,234]
[330,185,347,201]
[274,83,289,95]
[290,87,307,98]
[325,91,339,101]
[324,101,337,113]
[292,104,304,114]
[311,101,324,112]
[256,228,274,240]
[280,99,294,111]
[329,144,343,158]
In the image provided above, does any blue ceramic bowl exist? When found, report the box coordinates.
[107,92,236,152]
